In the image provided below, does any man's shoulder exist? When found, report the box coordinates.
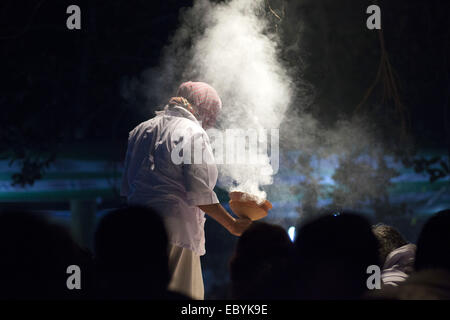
[129,113,205,140]
[129,116,161,136]
[171,117,205,137]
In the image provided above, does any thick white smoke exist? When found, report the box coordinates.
[179,0,293,200]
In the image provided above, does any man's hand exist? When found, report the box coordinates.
[229,217,252,236]
[198,203,252,236]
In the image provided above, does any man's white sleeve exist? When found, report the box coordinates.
[183,132,219,206]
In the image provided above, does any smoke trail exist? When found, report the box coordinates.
[135,0,294,200]
[184,0,292,199]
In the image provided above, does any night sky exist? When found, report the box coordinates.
[1,1,449,159]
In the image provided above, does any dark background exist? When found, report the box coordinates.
[1,0,449,181]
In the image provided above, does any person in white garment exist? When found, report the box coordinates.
[120,81,252,300]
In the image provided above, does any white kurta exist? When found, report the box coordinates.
[120,105,219,256]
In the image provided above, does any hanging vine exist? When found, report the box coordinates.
[355,3,411,142]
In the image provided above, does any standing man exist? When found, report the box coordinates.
[121,81,251,299]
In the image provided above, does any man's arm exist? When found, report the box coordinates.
[198,203,252,236]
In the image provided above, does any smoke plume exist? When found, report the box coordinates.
[148,0,294,199]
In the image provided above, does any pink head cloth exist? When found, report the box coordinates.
[176,81,222,128]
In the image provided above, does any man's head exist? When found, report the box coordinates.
[0,210,92,299]
[176,81,222,129]
[229,222,294,299]
[94,206,169,298]
[415,209,450,272]
[372,223,408,265]
[293,212,380,299]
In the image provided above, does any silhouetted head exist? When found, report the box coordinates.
[415,209,450,272]
[229,221,293,299]
[0,210,91,300]
[293,212,380,300]
[94,206,169,299]
[372,223,408,265]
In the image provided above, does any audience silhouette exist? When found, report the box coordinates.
[292,212,380,299]
[94,205,189,299]
[379,209,450,299]
[2,205,450,300]
[372,223,416,287]
[229,221,294,299]
[0,210,93,300]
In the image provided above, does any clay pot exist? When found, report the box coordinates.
[228,191,272,221]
